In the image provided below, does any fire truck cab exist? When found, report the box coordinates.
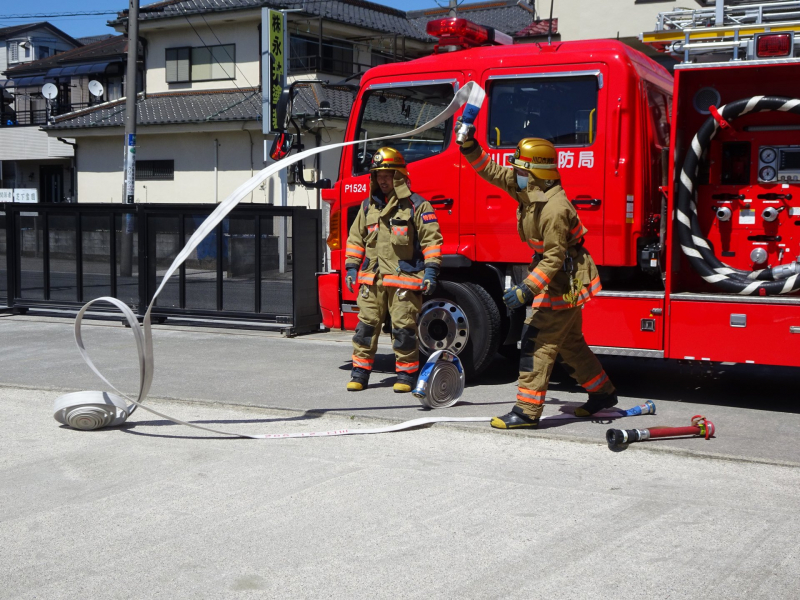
[317,18,673,375]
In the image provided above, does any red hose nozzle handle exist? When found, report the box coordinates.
[691,415,715,439]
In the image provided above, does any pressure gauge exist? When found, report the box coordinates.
[760,147,777,163]
[760,165,777,181]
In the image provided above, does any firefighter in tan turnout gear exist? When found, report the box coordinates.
[457,121,617,428]
[345,147,444,393]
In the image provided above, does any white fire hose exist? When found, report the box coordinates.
[54,82,490,438]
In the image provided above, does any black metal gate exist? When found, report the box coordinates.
[1,203,322,334]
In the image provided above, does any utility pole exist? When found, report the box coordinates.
[449,0,457,18]
[120,0,139,278]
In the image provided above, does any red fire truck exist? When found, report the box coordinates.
[305,5,800,376]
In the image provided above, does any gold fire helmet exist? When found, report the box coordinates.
[370,147,408,177]
[508,138,560,181]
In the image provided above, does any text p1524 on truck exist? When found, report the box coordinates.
[288,7,800,376]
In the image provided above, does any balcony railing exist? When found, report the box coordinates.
[1,102,91,127]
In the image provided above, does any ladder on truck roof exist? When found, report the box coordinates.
[641,0,800,62]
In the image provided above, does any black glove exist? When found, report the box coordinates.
[422,265,439,296]
[345,266,358,293]
[503,283,533,309]
[455,116,476,149]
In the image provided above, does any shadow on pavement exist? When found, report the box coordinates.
[469,352,800,414]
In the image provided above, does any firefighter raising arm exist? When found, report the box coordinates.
[454,118,617,429]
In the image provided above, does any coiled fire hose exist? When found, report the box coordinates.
[606,414,715,448]
[412,350,465,409]
[677,95,800,295]
[53,81,488,438]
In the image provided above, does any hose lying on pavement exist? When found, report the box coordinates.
[53,82,487,438]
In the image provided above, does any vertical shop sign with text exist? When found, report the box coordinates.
[262,8,286,134]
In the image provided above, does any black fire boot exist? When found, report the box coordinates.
[490,406,540,429]
[574,392,618,417]
[393,371,417,393]
[347,367,370,392]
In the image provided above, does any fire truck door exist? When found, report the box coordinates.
[344,76,462,253]
[473,67,607,263]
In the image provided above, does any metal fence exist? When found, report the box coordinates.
[1,102,92,127]
[1,203,322,334]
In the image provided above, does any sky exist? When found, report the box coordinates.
[0,0,459,40]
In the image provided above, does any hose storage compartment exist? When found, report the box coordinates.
[677,95,800,295]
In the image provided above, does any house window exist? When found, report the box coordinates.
[165,44,235,83]
[40,46,50,59]
[24,45,30,59]
[136,160,174,181]
[8,42,19,63]
[289,36,353,76]
[166,47,190,83]
[192,45,235,80]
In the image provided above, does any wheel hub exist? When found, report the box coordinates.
[418,298,469,355]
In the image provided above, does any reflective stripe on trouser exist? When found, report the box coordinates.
[516,307,615,419]
[351,274,422,374]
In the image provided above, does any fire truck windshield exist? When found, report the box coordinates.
[353,82,455,176]
[487,76,598,148]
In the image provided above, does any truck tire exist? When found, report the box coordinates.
[418,281,500,378]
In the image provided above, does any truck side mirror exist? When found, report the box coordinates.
[269,131,293,161]
[318,178,332,189]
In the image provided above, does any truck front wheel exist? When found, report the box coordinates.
[417,281,500,378]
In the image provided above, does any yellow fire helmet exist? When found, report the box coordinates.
[370,147,409,177]
[508,138,560,181]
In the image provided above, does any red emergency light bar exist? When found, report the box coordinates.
[755,32,793,58]
[426,17,513,52]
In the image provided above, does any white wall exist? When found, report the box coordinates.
[553,0,679,43]
[0,44,7,78]
[76,127,278,204]
[0,128,73,160]
[73,124,345,208]
[142,16,262,94]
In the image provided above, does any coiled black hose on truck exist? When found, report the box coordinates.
[676,95,800,295]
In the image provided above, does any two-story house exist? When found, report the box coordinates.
[0,22,82,199]
[42,0,551,208]
[2,35,141,202]
[42,0,439,208]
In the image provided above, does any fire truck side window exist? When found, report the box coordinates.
[646,85,671,148]
[352,83,455,176]
[487,76,599,148]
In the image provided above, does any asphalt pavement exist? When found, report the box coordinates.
[1,313,800,598]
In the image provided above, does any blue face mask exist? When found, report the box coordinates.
[516,173,529,190]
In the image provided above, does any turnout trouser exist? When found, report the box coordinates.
[516,307,616,419]
[352,274,422,375]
